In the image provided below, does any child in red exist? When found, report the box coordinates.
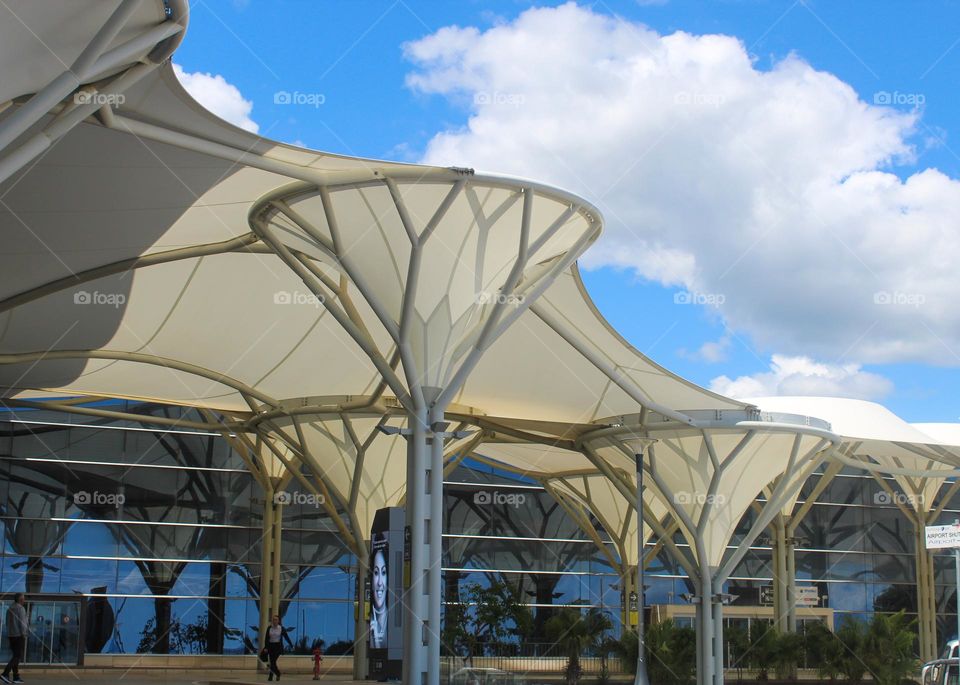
[312,642,323,680]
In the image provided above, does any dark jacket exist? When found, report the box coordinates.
[5,603,26,638]
[264,624,293,653]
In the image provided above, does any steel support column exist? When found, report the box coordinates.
[634,450,650,685]
[916,521,938,662]
[785,535,798,634]
[622,566,637,633]
[271,496,284,621]
[428,409,448,685]
[258,483,281,652]
[699,569,715,685]
[403,410,429,685]
[711,587,725,685]
[772,515,789,632]
[353,544,369,680]
[695,600,704,685]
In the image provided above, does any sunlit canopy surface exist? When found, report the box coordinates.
[748,397,960,512]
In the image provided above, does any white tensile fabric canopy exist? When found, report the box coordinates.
[745,396,960,662]
[7,3,959,685]
[468,408,837,685]
[0,5,760,682]
[0,51,746,423]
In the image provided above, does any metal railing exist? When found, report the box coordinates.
[441,642,627,682]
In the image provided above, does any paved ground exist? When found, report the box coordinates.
[3,671,366,684]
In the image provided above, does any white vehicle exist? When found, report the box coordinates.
[921,640,959,685]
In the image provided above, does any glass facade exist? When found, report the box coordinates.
[0,403,355,656]
[1,402,957,658]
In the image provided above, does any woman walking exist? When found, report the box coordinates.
[262,614,292,681]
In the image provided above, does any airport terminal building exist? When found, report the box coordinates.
[0,402,955,667]
[2,3,959,683]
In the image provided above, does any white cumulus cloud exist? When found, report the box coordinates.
[173,64,259,133]
[709,354,893,400]
[404,2,960,366]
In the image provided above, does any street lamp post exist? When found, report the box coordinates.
[625,435,655,685]
[635,449,649,685]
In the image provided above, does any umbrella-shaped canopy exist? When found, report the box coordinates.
[0,56,745,427]
[746,397,960,508]
[569,410,834,572]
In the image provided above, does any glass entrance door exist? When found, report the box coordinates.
[23,600,80,665]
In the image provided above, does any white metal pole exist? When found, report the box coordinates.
[635,450,649,685]
[403,413,428,685]
[428,410,447,685]
[955,545,959,660]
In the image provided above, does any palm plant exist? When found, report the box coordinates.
[835,617,868,682]
[749,621,779,681]
[804,621,845,681]
[546,607,613,685]
[645,619,696,685]
[862,611,918,685]
[772,630,804,680]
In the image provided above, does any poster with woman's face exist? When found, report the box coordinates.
[369,532,388,648]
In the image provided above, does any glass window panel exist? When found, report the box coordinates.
[293,600,353,652]
[1,555,29,592]
[224,563,258,598]
[295,565,353,601]
[869,582,916,613]
[224,527,253,563]
[0,459,9,504]
[824,551,868,581]
[223,598,256,654]
[795,503,866,551]
[109,596,170,653]
[730,547,773,581]
[7,460,69,519]
[120,467,182,519]
[300,530,353,566]
[63,426,125,464]
[10,427,71,460]
[795,550,830,581]
[67,464,128,521]
[60,557,118,594]
[281,528,304,565]
[62,520,119,557]
[170,561,211,597]
[170,599,209,654]
[116,561,151,595]
[870,553,915,584]
[825,582,868,612]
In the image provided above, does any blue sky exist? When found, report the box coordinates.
[173,1,960,422]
